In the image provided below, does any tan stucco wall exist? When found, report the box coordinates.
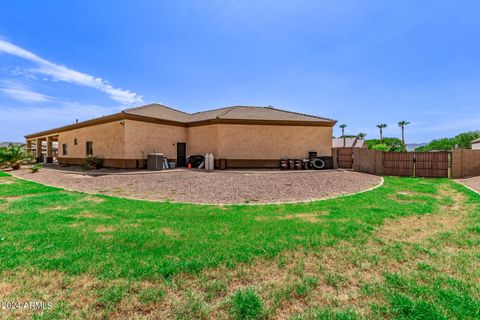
[54,120,333,167]
[123,120,186,159]
[187,125,219,156]
[216,124,332,159]
[57,121,125,159]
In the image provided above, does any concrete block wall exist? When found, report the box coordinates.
[353,148,383,175]
[452,149,480,178]
[332,148,338,169]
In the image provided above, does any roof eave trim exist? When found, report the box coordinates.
[24,113,125,139]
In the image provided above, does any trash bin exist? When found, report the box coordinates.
[219,158,227,170]
[288,159,295,170]
[295,159,302,170]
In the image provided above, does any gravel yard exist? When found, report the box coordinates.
[11,167,382,204]
[457,176,480,194]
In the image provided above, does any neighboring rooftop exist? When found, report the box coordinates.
[406,143,427,152]
[123,103,336,124]
[0,141,24,148]
[332,137,366,148]
[472,138,480,144]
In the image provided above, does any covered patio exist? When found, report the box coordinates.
[26,134,59,163]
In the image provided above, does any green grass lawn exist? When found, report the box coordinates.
[0,171,479,319]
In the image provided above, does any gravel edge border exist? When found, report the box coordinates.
[454,180,480,195]
[7,171,385,206]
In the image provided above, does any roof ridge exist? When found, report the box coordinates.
[216,106,238,119]
[229,105,271,108]
[122,103,336,124]
[190,106,233,115]
[122,103,190,115]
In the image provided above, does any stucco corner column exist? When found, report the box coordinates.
[46,136,54,163]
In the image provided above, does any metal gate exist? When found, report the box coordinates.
[337,147,353,169]
[383,152,414,177]
[415,152,449,178]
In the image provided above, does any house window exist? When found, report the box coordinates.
[62,143,67,156]
[74,138,78,145]
[86,141,93,156]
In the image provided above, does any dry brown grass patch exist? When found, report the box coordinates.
[0,282,18,298]
[2,195,25,201]
[378,214,462,243]
[161,227,179,238]
[379,187,465,244]
[281,212,328,223]
[81,196,105,204]
[95,225,115,233]
[68,222,84,228]
[0,269,101,319]
[388,191,432,203]
[39,205,72,213]
[256,211,328,223]
[77,211,111,219]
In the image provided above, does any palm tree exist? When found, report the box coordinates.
[339,124,347,147]
[0,144,33,170]
[398,121,410,151]
[376,124,387,143]
[357,132,367,140]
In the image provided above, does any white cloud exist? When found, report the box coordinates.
[0,81,51,103]
[0,38,143,105]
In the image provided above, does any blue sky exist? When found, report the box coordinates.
[0,1,479,142]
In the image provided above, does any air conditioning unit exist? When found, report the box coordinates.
[147,153,165,170]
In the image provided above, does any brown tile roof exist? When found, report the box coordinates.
[25,103,336,138]
[122,103,192,122]
[122,103,336,124]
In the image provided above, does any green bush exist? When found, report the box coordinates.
[366,138,403,152]
[82,156,103,170]
[30,163,43,173]
[230,288,263,320]
[0,144,33,170]
[416,131,480,151]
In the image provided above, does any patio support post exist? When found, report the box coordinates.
[46,136,53,163]
[26,140,32,154]
[35,138,43,163]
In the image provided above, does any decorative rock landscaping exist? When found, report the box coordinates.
[11,167,382,205]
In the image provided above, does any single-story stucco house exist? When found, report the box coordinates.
[25,104,336,169]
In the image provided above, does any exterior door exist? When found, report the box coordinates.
[176,143,186,167]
